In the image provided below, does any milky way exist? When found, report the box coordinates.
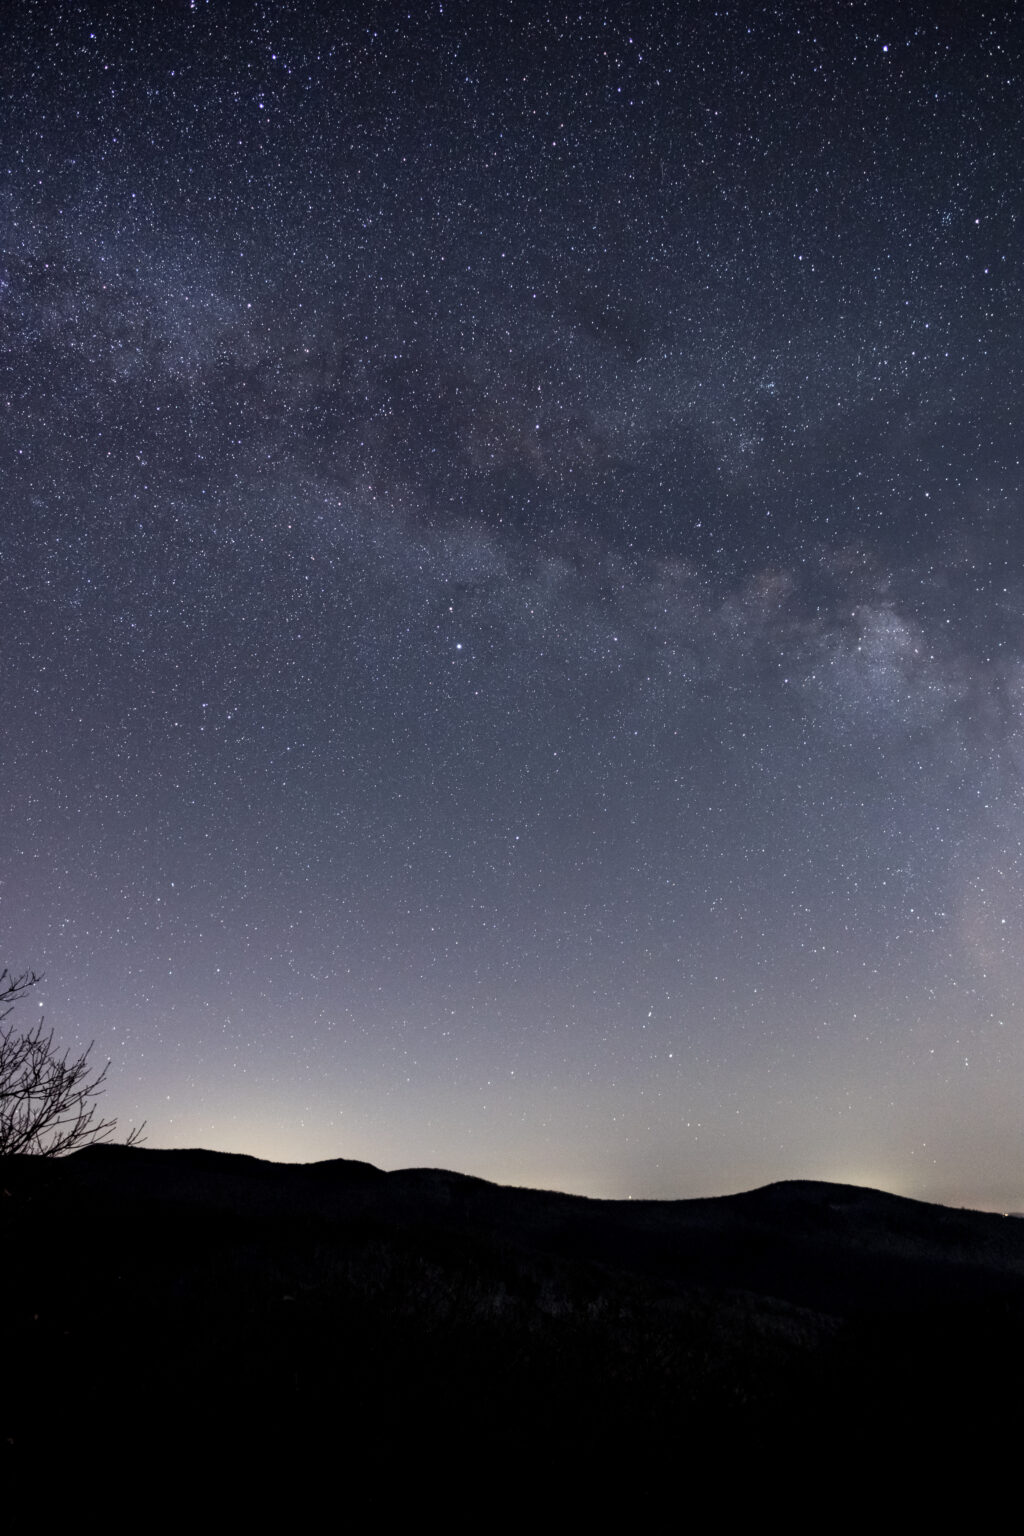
[3,2,1023,1204]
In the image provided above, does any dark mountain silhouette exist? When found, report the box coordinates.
[4,1146,1022,1495]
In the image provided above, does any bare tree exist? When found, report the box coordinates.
[0,969,145,1156]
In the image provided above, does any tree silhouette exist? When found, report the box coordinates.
[0,969,145,1156]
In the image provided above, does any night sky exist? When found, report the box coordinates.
[4,1,1023,1207]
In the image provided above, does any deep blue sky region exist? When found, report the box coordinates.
[3,1,1023,1205]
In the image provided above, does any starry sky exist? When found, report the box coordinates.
[3,0,1023,1207]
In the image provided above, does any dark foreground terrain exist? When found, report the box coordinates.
[4,1146,1023,1493]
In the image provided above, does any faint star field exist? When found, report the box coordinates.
[2,0,1023,1205]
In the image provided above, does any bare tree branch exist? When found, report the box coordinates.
[0,969,146,1156]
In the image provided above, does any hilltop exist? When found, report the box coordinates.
[4,1146,1022,1490]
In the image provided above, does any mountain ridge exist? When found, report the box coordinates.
[5,1143,1022,1481]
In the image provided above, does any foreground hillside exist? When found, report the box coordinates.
[4,1146,1023,1484]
